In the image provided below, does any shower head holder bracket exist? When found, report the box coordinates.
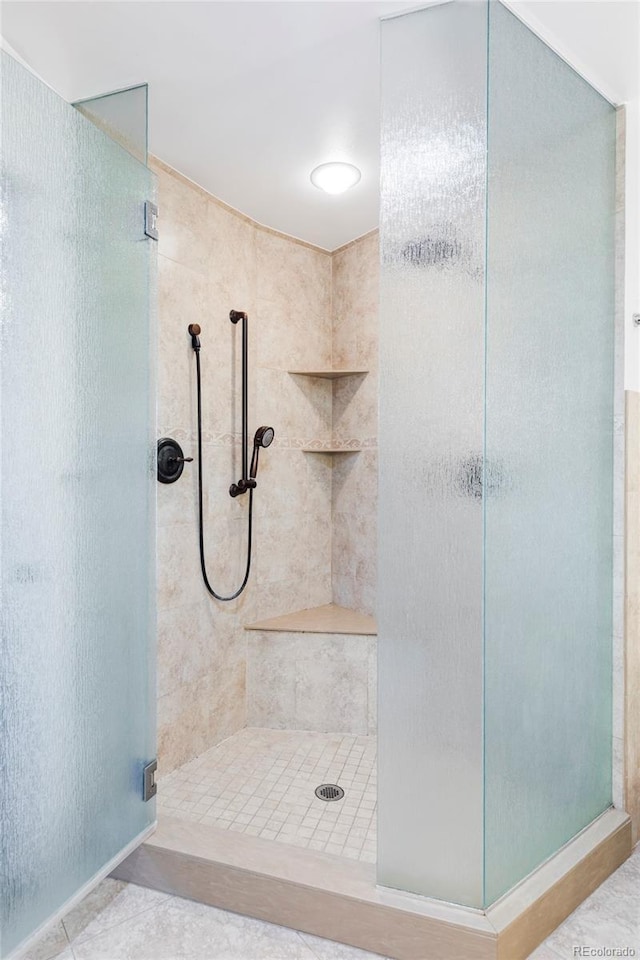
[229,477,257,498]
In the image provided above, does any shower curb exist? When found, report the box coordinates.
[112,809,631,960]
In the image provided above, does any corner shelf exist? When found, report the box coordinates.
[245,603,376,636]
[288,369,368,380]
[290,369,368,454]
[301,447,362,455]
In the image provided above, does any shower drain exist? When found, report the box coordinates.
[315,783,345,802]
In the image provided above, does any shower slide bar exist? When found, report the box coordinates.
[186,312,274,601]
[228,310,253,498]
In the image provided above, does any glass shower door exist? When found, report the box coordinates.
[1,52,156,958]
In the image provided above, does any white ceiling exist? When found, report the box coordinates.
[2,1,638,251]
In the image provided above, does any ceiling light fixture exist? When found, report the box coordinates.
[310,162,361,195]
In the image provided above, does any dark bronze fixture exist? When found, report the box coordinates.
[231,426,275,497]
[187,314,274,601]
[157,437,193,484]
[250,426,275,480]
[228,312,274,498]
[228,310,250,497]
[188,322,201,350]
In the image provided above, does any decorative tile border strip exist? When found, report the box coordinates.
[158,429,241,445]
[158,431,378,450]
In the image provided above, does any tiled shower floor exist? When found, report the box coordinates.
[158,727,377,863]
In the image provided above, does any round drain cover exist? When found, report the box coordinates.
[315,783,344,802]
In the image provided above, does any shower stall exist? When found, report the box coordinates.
[0,2,628,958]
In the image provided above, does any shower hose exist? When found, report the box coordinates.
[194,347,253,601]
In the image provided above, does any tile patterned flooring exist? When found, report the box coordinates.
[158,728,377,863]
[28,844,640,960]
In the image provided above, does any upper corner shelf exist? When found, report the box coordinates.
[301,447,363,454]
[287,369,368,380]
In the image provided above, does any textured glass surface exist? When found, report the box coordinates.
[377,2,488,907]
[1,52,156,957]
[483,2,616,904]
[379,0,615,909]
[74,84,148,164]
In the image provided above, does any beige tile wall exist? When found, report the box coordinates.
[153,158,334,773]
[331,232,379,616]
[246,632,376,735]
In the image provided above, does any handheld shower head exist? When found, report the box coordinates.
[250,426,275,479]
[254,426,274,449]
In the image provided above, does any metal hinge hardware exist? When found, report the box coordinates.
[144,201,158,241]
[143,759,158,801]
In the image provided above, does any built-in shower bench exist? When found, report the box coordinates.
[244,604,377,735]
[245,602,376,636]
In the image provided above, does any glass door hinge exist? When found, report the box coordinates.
[144,201,158,241]
[143,759,158,801]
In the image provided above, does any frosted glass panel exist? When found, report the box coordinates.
[74,84,148,164]
[1,52,156,957]
[379,0,615,908]
[483,2,616,904]
[378,2,487,906]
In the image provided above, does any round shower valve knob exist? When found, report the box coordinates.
[157,438,192,484]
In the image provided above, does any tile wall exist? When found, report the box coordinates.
[153,159,334,773]
[331,232,379,616]
[153,158,380,773]
[246,632,376,735]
